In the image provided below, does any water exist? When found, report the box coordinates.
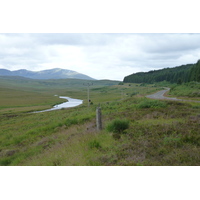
[33,96,83,113]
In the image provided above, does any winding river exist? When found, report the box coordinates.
[33,96,83,113]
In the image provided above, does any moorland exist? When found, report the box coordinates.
[0,76,200,166]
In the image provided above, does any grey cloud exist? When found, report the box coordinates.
[0,33,200,80]
[32,33,115,46]
[141,33,200,53]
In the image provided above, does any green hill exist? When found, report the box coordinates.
[123,60,200,84]
[0,76,120,91]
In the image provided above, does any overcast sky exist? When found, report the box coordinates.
[0,33,200,81]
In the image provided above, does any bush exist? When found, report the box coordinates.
[88,140,101,149]
[106,119,130,134]
[138,99,167,109]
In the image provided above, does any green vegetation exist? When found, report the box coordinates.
[189,60,200,82]
[0,77,200,166]
[0,77,120,113]
[123,60,200,84]
[169,82,200,98]
[106,119,130,139]
[106,119,130,134]
[137,98,167,109]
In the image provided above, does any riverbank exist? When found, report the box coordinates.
[33,96,83,113]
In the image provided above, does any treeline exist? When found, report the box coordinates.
[123,60,200,84]
[189,60,200,82]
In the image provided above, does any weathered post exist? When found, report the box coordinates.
[87,85,90,107]
[96,106,102,131]
[83,83,93,107]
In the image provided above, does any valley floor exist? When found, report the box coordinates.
[0,83,200,166]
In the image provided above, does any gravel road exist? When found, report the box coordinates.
[146,88,200,103]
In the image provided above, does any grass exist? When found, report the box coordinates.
[137,98,167,109]
[0,78,200,166]
[169,82,200,99]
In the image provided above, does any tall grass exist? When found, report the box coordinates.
[169,82,200,98]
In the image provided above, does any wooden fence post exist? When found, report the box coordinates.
[96,106,102,131]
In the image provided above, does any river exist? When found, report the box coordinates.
[33,96,83,113]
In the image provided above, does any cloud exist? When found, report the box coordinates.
[32,33,114,46]
[138,34,200,53]
[0,33,200,80]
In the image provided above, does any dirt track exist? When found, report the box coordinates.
[146,88,200,103]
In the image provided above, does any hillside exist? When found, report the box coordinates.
[123,60,200,84]
[0,68,95,80]
[189,60,200,82]
[0,76,119,90]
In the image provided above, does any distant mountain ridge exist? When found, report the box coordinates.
[0,68,95,80]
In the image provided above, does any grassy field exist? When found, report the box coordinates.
[0,77,120,113]
[168,82,200,100]
[0,78,200,166]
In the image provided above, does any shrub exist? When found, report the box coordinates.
[88,140,101,149]
[106,119,130,134]
[0,157,12,166]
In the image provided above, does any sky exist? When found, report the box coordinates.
[1,33,200,81]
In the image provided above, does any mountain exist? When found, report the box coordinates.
[123,61,200,84]
[0,68,95,80]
